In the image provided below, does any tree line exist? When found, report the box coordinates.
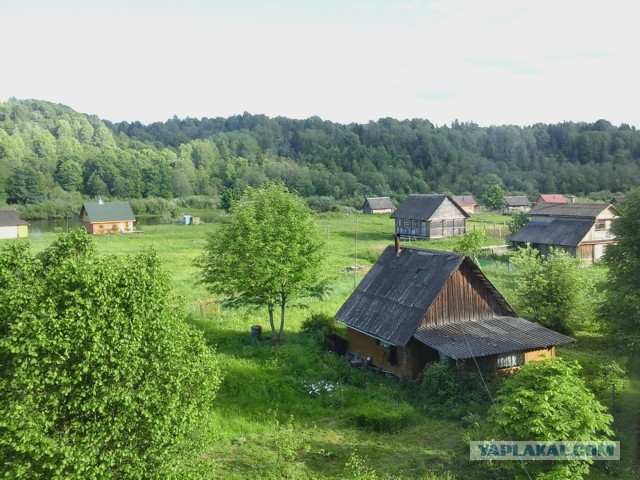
[1,98,639,216]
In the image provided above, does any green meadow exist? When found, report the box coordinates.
[19,212,638,479]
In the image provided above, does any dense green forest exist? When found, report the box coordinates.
[1,98,639,216]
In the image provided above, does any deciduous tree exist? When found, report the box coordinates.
[0,230,221,479]
[196,183,326,342]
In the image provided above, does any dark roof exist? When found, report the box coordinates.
[504,196,531,207]
[335,246,508,346]
[451,195,477,208]
[537,194,567,203]
[529,202,614,219]
[390,194,469,221]
[0,209,29,227]
[81,201,136,222]
[510,219,593,247]
[364,197,394,210]
[413,316,575,360]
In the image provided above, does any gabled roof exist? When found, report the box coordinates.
[81,201,135,222]
[363,197,394,210]
[504,196,531,207]
[450,195,477,208]
[414,316,574,360]
[0,209,29,227]
[510,219,593,247]
[390,194,469,221]
[529,203,615,219]
[335,246,510,346]
[537,194,567,203]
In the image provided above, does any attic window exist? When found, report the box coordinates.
[496,351,524,369]
[595,220,608,231]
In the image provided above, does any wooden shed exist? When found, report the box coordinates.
[335,242,574,380]
[362,197,395,214]
[80,200,136,235]
[0,209,29,239]
[450,195,478,214]
[510,203,617,265]
[503,196,532,213]
[391,194,468,239]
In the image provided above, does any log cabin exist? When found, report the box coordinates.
[391,194,468,239]
[80,200,136,235]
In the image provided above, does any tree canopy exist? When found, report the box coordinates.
[196,183,326,342]
[0,229,221,479]
[485,358,613,480]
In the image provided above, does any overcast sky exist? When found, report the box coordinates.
[2,0,638,127]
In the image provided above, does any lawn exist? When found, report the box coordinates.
[15,211,639,479]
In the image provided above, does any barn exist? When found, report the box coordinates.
[391,194,468,239]
[362,197,395,214]
[335,240,574,380]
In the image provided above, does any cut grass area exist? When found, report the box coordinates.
[15,210,639,478]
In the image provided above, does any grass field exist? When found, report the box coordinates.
[17,211,639,479]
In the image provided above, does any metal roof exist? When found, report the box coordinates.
[334,245,513,346]
[81,201,136,222]
[364,197,394,210]
[413,316,575,360]
[510,219,593,247]
[504,196,531,207]
[450,195,477,208]
[529,202,615,219]
[390,194,469,221]
[0,209,29,227]
[537,194,567,203]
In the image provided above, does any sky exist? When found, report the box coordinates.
[2,0,639,127]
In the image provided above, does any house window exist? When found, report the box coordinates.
[595,220,607,231]
[496,351,524,369]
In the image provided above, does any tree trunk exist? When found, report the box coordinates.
[277,292,287,343]
[268,305,276,341]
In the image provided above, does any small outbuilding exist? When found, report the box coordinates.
[362,197,395,214]
[391,194,468,239]
[0,209,30,239]
[336,241,574,380]
[80,200,136,235]
[503,196,532,213]
[450,195,478,214]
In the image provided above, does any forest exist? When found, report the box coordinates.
[1,98,639,217]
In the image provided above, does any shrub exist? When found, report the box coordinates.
[301,312,339,335]
[350,399,416,433]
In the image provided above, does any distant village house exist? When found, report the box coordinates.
[0,209,29,239]
[362,197,395,214]
[510,203,617,265]
[335,242,574,380]
[80,200,136,235]
[536,194,567,204]
[450,195,478,214]
[503,196,532,213]
[391,194,468,239]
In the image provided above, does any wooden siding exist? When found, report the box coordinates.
[347,328,410,378]
[83,221,134,235]
[421,263,509,327]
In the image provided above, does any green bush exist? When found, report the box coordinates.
[350,399,416,433]
[301,312,339,335]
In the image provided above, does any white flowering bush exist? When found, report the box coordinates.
[302,380,344,407]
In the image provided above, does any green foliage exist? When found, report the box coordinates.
[300,312,339,335]
[509,245,592,333]
[453,229,486,259]
[590,360,628,394]
[602,188,640,346]
[344,450,379,480]
[418,362,490,418]
[506,211,530,235]
[484,357,614,480]
[349,400,416,433]
[482,183,506,210]
[0,229,222,479]
[196,183,326,342]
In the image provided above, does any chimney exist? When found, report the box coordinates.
[394,234,401,256]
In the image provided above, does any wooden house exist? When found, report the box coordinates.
[450,195,478,214]
[335,241,574,380]
[391,194,468,239]
[510,203,617,265]
[362,197,395,214]
[0,209,29,239]
[80,200,136,235]
[503,196,532,213]
[536,194,567,204]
